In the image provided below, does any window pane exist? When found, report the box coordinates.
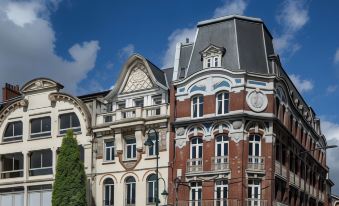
[60,114,70,130]
[255,144,259,156]
[42,191,52,206]
[249,143,253,156]
[14,122,23,136]
[4,123,14,137]
[28,192,40,206]
[42,150,52,167]
[193,104,197,118]
[199,102,203,117]
[41,117,51,132]
[30,152,42,168]
[132,145,136,158]
[71,113,80,128]
[14,193,24,206]
[31,119,41,133]
[1,194,12,206]
[127,146,131,158]
[224,99,229,113]
[105,148,111,160]
[13,153,23,170]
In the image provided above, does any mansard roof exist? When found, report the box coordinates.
[105,54,168,100]
[176,15,275,79]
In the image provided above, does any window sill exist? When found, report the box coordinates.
[28,136,52,141]
[102,160,116,165]
[122,159,137,163]
[0,139,23,145]
[57,131,82,137]
[145,156,159,160]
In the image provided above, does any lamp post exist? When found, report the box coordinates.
[145,128,160,206]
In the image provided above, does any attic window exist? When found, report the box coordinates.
[200,44,225,69]
[179,68,186,79]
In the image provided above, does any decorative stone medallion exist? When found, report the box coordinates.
[246,89,268,112]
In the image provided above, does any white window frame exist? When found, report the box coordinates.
[1,153,24,178]
[146,174,157,204]
[215,135,229,157]
[125,137,137,160]
[190,138,203,159]
[249,134,261,157]
[30,117,51,139]
[125,177,136,205]
[29,150,52,176]
[216,92,229,115]
[191,96,204,118]
[147,138,157,157]
[204,55,221,68]
[248,179,261,205]
[3,121,23,142]
[215,180,228,206]
[104,139,115,162]
[103,179,114,206]
[59,112,81,135]
[190,181,202,206]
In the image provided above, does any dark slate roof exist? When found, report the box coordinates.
[78,90,111,101]
[163,67,174,85]
[184,15,275,77]
[146,59,167,87]
[176,43,194,80]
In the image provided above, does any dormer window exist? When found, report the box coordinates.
[200,44,225,69]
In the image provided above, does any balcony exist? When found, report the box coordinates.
[211,156,229,171]
[99,104,168,124]
[245,199,267,206]
[274,161,287,179]
[247,156,265,172]
[186,158,203,174]
[176,199,241,206]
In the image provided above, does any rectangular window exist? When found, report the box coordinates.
[29,150,52,176]
[192,96,203,118]
[28,185,52,206]
[30,117,51,138]
[179,68,186,79]
[216,93,229,115]
[59,113,80,134]
[134,99,144,107]
[104,140,115,161]
[126,182,136,205]
[147,138,158,156]
[190,182,202,206]
[0,187,24,206]
[215,180,228,206]
[1,153,24,179]
[248,179,261,205]
[125,138,136,160]
[3,121,23,142]
[117,101,125,109]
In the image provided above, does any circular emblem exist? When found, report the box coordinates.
[246,90,268,112]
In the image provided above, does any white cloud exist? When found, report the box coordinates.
[162,0,249,68]
[161,27,196,68]
[213,0,247,18]
[119,44,135,60]
[334,48,339,64]
[290,74,313,93]
[321,119,339,194]
[326,85,338,94]
[273,0,309,56]
[0,0,100,97]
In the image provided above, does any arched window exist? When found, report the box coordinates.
[216,92,229,115]
[215,180,228,206]
[3,121,23,142]
[59,112,80,134]
[192,95,204,118]
[146,174,157,204]
[103,178,114,206]
[188,138,203,173]
[125,176,136,205]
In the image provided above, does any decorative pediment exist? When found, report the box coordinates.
[121,62,153,93]
[200,44,226,58]
[21,78,63,94]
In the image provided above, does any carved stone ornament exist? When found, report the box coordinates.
[246,89,268,112]
[232,121,242,130]
[175,138,186,149]
[176,127,185,137]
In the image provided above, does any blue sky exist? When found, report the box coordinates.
[1,0,339,193]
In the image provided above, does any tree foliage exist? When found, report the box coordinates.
[52,129,87,206]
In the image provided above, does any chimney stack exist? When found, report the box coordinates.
[2,83,21,102]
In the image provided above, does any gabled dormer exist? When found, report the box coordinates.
[200,44,226,69]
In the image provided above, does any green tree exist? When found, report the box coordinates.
[52,129,87,206]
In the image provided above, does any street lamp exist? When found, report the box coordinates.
[145,128,160,206]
